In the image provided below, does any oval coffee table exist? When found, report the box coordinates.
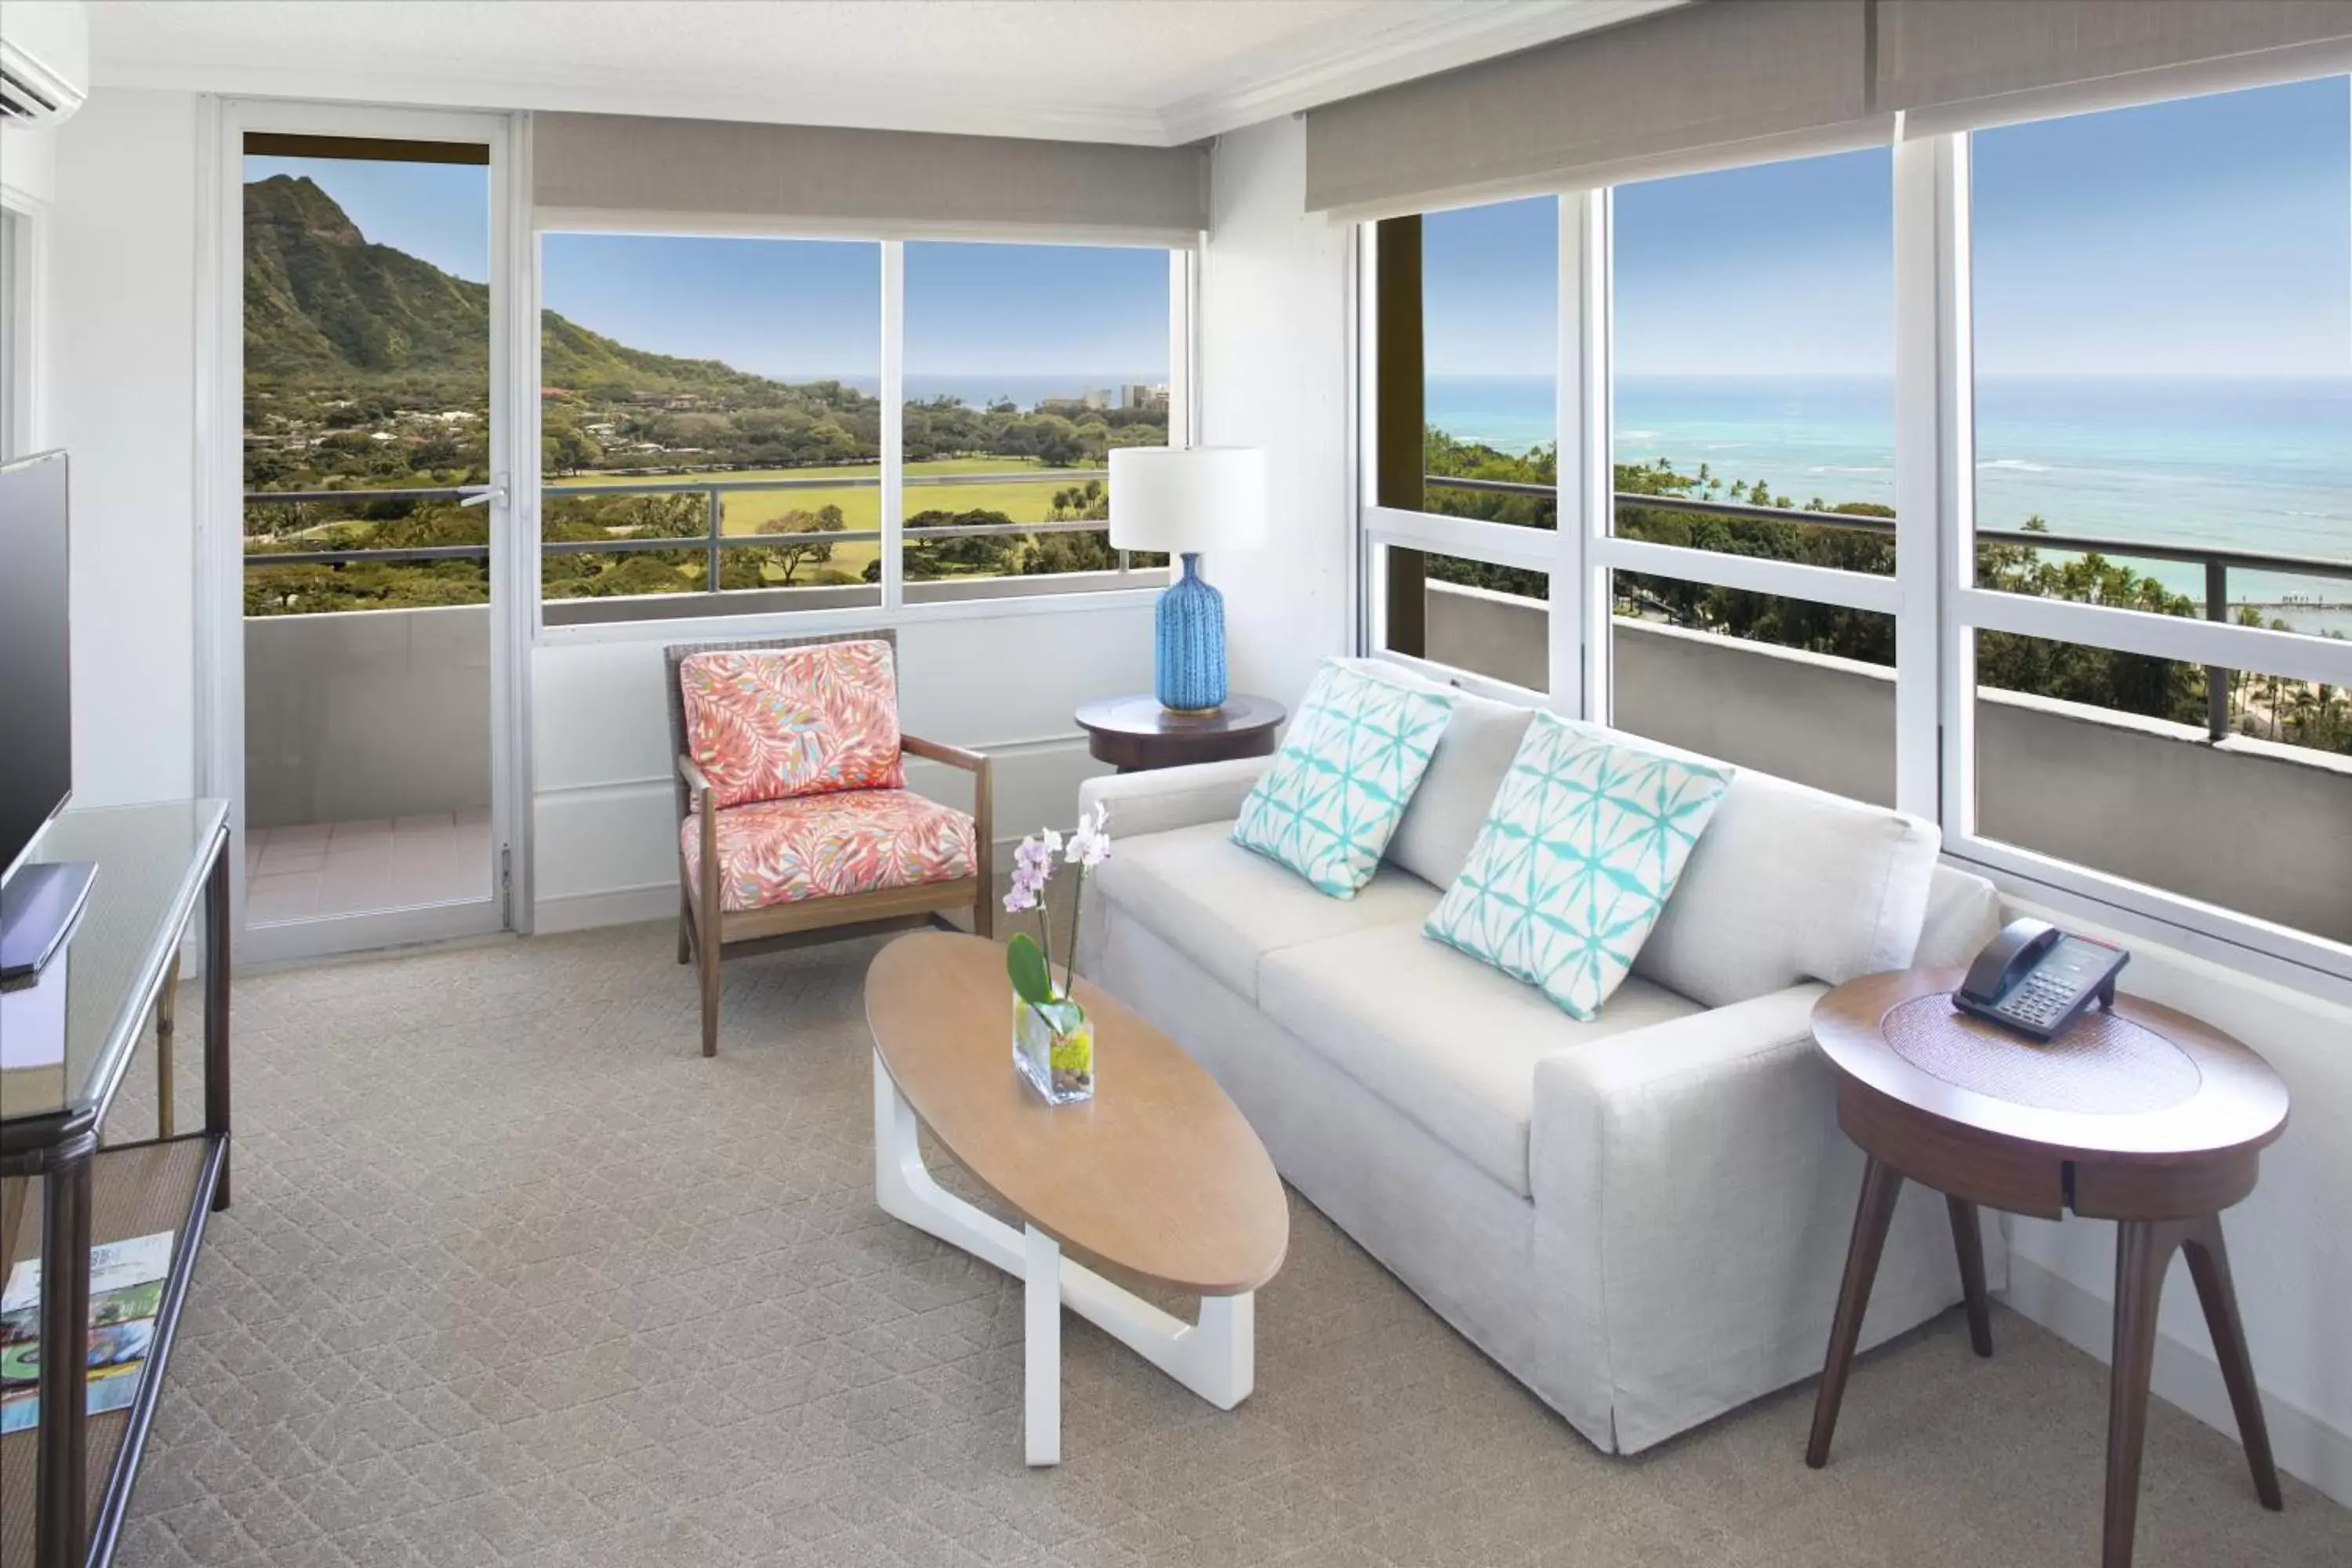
[865,931,1289,1465]
[1808,967,2292,1568]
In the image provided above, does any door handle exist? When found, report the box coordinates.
[458,484,506,509]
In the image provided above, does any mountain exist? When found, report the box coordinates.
[241,174,833,401]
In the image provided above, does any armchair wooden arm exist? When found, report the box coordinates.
[902,733,994,941]
[677,750,714,802]
[899,733,985,771]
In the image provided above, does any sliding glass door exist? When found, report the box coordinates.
[221,106,524,961]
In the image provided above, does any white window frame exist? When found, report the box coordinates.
[526,216,1195,648]
[1354,84,2352,1004]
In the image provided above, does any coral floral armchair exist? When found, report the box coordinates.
[665,631,993,1055]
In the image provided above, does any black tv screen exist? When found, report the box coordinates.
[0,452,71,885]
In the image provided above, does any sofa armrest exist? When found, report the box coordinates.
[1531,982,1828,1239]
[1077,756,1272,838]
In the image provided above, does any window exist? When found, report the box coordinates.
[1380,546,1549,694]
[901,241,1172,604]
[1356,73,2352,988]
[1957,78,2352,949]
[1602,149,1899,796]
[1367,198,1559,691]
[1420,198,1559,531]
[529,234,1184,622]
[538,234,883,622]
[241,147,492,616]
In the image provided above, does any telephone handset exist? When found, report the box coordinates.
[1953,917,2129,1042]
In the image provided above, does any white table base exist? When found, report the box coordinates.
[873,1052,1255,1466]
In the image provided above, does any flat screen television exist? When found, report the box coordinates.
[0,450,73,903]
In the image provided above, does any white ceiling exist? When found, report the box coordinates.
[85,0,1679,146]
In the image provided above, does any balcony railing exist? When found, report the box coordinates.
[1417,476,2352,741]
[241,469,1149,616]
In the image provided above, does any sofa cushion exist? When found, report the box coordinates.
[1232,659,1457,898]
[1370,672,1536,889]
[1426,713,1733,1022]
[1091,822,1443,1003]
[1633,766,1941,1008]
[1259,922,1704,1197]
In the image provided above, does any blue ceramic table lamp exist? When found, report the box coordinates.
[1108,447,1268,713]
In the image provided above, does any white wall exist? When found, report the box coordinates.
[1201,115,1353,714]
[531,605,1152,931]
[49,86,199,807]
[1,123,58,209]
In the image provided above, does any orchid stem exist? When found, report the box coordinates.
[1037,895,1054,996]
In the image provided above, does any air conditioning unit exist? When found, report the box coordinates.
[1,2,89,128]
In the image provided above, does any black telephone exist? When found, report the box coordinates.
[1954,918,2129,1042]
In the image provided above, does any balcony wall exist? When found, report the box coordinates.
[1424,581,2352,946]
[245,605,491,830]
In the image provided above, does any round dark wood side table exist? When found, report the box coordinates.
[1806,967,2291,1568]
[1074,693,1286,774]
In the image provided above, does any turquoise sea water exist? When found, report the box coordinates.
[1428,373,2352,637]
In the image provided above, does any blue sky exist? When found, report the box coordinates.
[1972,74,2350,376]
[245,154,1166,383]
[1422,74,2350,379]
[251,74,2347,383]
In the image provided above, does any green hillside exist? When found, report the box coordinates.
[243,174,824,401]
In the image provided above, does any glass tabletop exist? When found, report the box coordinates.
[0,800,227,1144]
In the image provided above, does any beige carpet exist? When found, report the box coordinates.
[101,922,2350,1568]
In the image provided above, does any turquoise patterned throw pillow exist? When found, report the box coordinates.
[1232,660,1457,898]
[1425,713,1733,1019]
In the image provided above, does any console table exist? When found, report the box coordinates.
[0,801,232,1568]
[1806,967,2290,1568]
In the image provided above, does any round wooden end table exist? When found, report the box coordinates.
[1074,692,1286,774]
[1806,967,2291,1568]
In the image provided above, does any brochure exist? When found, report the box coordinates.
[0,1231,173,1435]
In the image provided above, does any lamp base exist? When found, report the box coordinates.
[1154,553,1228,712]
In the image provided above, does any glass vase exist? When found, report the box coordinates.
[1012,993,1094,1105]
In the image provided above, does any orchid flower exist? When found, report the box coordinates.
[1065,804,1112,869]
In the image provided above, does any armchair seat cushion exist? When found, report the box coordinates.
[684,789,975,913]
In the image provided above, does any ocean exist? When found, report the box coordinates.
[1427,374,2352,637]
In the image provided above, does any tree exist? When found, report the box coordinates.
[902,509,1020,580]
[755,504,847,585]
[543,421,603,476]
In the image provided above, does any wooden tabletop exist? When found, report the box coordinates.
[1073,694,1286,772]
[865,932,1288,1297]
[1812,967,2289,1166]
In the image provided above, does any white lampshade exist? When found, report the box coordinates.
[1108,446,1267,554]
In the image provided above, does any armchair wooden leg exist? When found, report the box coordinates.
[696,819,721,1058]
[699,930,721,1057]
[677,886,692,965]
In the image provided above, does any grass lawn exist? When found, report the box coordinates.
[550,459,1109,584]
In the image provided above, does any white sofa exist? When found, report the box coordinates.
[1075,667,2009,1454]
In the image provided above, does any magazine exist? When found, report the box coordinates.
[0,1231,173,1435]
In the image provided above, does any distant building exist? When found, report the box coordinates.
[1121,383,1171,412]
[1083,387,1116,410]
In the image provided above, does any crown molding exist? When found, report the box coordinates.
[92,54,1174,147]
[1156,0,1686,144]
